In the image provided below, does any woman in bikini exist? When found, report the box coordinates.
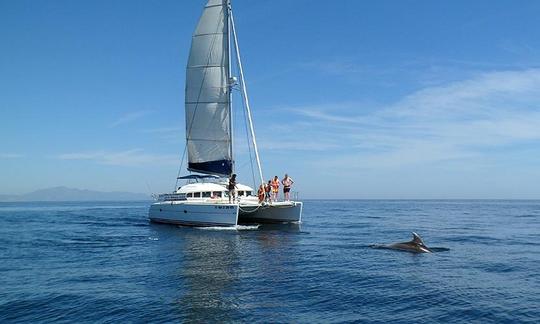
[257,184,265,204]
[271,176,280,202]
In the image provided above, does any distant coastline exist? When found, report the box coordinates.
[0,186,150,202]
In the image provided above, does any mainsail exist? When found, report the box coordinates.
[185,0,232,176]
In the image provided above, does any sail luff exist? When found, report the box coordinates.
[185,0,232,176]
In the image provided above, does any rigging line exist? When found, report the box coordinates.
[238,76,257,189]
[174,144,188,191]
[175,4,227,191]
[230,10,264,185]
[232,27,256,189]
[229,49,256,187]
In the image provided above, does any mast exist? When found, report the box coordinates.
[230,8,265,186]
[226,0,234,175]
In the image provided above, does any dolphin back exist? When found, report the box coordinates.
[370,232,446,253]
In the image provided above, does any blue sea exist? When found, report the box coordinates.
[1,200,539,323]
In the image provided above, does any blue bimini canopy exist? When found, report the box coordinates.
[177,174,221,180]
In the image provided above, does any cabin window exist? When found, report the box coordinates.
[187,193,193,198]
[238,191,244,196]
[202,192,211,198]
[193,192,201,198]
[246,191,252,196]
[212,191,222,198]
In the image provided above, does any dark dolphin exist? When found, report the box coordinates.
[371,232,444,253]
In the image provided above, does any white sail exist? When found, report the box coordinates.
[185,0,232,175]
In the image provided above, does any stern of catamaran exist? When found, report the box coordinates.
[238,200,303,224]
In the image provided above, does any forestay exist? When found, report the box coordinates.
[185,0,232,176]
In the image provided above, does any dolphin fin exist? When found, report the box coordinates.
[411,232,425,245]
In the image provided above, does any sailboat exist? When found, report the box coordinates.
[148,0,303,227]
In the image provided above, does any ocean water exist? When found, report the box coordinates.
[1,200,539,323]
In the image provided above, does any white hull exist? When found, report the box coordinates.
[149,201,239,227]
[148,200,302,227]
[238,201,303,224]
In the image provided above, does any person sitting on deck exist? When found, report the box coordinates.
[257,184,265,204]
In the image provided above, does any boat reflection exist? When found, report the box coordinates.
[147,221,303,321]
[178,229,241,322]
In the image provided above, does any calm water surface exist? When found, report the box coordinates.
[1,200,539,323]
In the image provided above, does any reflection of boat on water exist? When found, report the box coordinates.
[147,221,302,322]
[177,232,241,322]
[147,222,242,321]
[149,0,303,227]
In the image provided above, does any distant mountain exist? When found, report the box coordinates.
[0,186,150,202]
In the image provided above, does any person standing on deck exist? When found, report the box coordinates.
[281,174,294,201]
[265,180,272,202]
[271,176,280,201]
[228,174,237,203]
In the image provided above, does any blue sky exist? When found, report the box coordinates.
[1,0,540,198]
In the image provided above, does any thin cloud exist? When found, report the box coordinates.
[109,110,154,128]
[139,126,184,144]
[259,139,341,152]
[277,69,540,169]
[56,149,179,167]
[0,153,23,159]
[301,57,540,90]
[141,126,183,134]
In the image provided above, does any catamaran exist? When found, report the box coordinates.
[148,0,303,227]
